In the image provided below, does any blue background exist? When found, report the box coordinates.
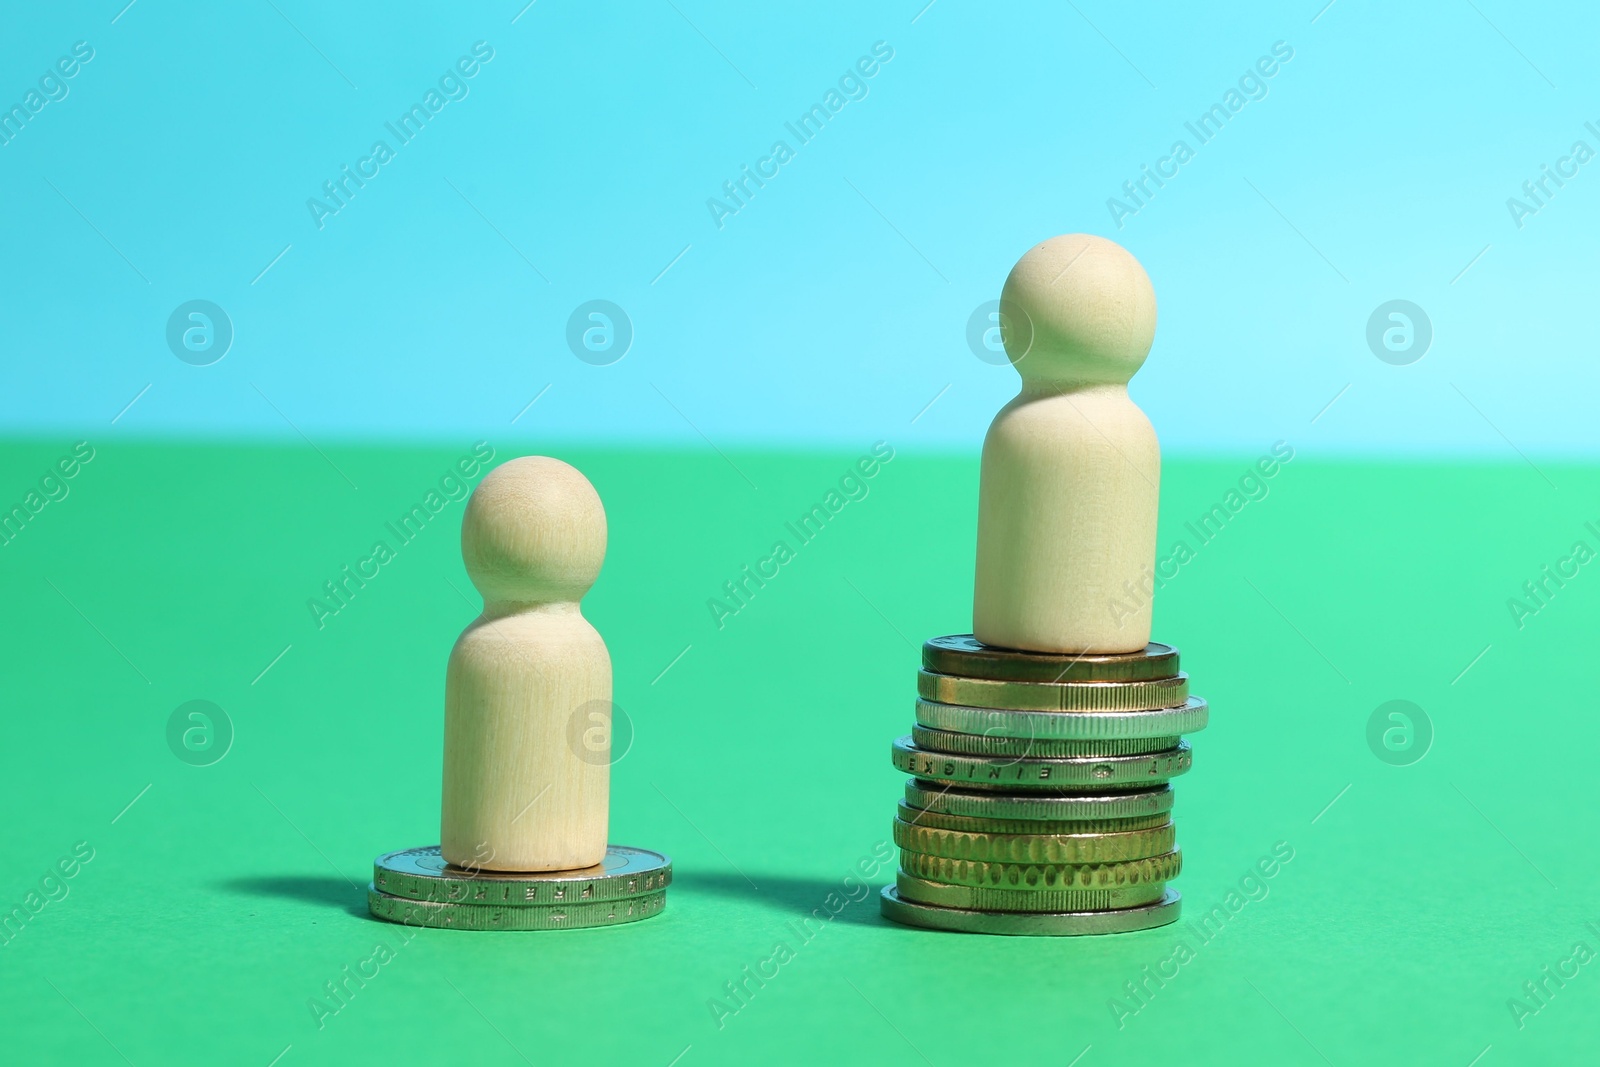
[1,0,1594,455]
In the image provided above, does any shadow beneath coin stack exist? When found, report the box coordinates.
[672,871,884,927]
[220,875,369,920]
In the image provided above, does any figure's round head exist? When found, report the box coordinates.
[998,234,1157,385]
[461,456,607,605]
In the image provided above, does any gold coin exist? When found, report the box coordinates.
[922,635,1180,683]
[917,670,1189,713]
[892,818,1175,865]
[898,848,1182,890]
[895,872,1167,912]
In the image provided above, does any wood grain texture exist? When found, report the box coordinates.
[440,456,611,871]
[973,234,1161,654]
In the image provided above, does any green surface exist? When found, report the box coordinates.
[3,438,1598,1066]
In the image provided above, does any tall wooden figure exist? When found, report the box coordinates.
[441,456,611,871]
[973,234,1161,654]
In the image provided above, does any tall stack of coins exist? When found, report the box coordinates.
[368,845,671,932]
[880,636,1206,936]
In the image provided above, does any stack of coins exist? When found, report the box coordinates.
[880,636,1206,936]
[368,844,671,931]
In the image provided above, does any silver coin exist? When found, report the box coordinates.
[911,724,1178,758]
[922,635,1180,683]
[880,885,1182,936]
[903,781,1175,821]
[915,697,1209,740]
[373,844,671,906]
[896,801,1172,835]
[893,737,1192,790]
[368,884,666,931]
[918,670,1188,713]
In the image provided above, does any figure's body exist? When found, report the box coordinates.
[441,457,610,871]
[973,235,1160,654]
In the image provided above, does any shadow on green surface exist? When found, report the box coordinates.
[220,876,370,920]
[674,871,885,927]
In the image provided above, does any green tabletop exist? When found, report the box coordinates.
[3,439,1595,1065]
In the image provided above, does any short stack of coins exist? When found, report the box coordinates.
[880,635,1206,936]
[368,844,671,932]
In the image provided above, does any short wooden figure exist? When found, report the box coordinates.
[441,456,611,871]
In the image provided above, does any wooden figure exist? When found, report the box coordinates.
[973,234,1161,654]
[441,456,611,871]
